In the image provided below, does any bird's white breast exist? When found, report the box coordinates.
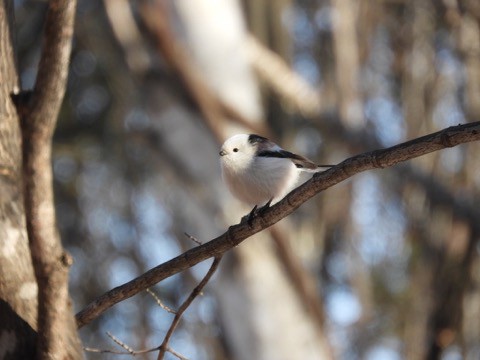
[221,156,299,205]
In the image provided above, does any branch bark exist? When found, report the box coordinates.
[19,0,82,358]
[157,256,223,360]
[76,122,480,328]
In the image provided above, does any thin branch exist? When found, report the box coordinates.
[85,332,184,358]
[157,256,223,360]
[86,258,222,359]
[106,332,135,354]
[84,347,127,355]
[84,343,157,356]
[25,0,77,137]
[146,288,177,314]
[76,122,480,328]
[184,232,203,245]
[19,0,81,358]
[84,347,161,356]
[165,347,189,360]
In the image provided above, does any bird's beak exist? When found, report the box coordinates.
[219,150,227,156]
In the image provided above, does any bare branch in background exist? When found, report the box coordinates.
[83,331,162,356]
[84,332,160,356]
[139,2,226,142]
[17,0,82,357]
[157,256,222,360]
[147,288,177,314]
[103,0,151,74]
[137,3,270,140]
[184,231,203,245]
[106,331,135,354]
[76,122,480,328]
[246,35,324,117]
[84,257,222,360]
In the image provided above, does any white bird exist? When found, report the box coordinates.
[219,134,331,206]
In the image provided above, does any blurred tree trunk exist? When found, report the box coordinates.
[175,0,333,358]
[0,1,81,358]
[0,1,38,358]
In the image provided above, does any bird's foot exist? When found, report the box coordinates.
[242,199,273,227]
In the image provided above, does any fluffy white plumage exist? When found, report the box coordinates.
[219,134,329,206]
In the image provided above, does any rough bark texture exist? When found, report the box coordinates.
[0,1,37,358]
[20,0,82,358]
[0,1,82,358]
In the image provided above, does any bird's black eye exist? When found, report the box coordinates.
[233,148,239,152]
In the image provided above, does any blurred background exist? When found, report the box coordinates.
[14,0,480,359]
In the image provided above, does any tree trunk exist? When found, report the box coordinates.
[0,1,38,358]
[0,1,82,358]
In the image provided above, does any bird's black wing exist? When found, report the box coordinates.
[257,149,321,170]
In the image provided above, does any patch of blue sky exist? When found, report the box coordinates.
[109,218,136,252]
[432,47,465,129]
[433,95,465,128]
[291,5,323,85]
[439,346,462,360]
[358,25,394,97]
[133,186,180,270]
[97,302,142,349]
[108,255,140,288]
[368,27,394,74]
[294,52,321,86]
[440,146,465,174]
[351,173,407,266]
[314,5,333,32]
[365,96,406,147]
[170,329,206,360]
[292,5,316,46]
[196,294,217,325]
[365,339,402,360]
[435,47,464,82]
[146,301,173,333]
[325,250,350,283]
[86,206,110,238]
[326,286,362,326]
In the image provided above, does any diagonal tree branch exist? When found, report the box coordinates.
[18,0,82,358]
[157,256,222,360]
[76,122,480,328]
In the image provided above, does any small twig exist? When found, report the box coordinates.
[166,346,189,360]
[106,332,135,354]
[184,232,203,245]
[83,332,188,360]
[84,347,126,355]
[146,288,177,314]
[84,345,158,356]
[157,256,223,360]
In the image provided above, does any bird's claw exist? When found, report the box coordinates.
[241,205,257,227]
[242,198,273,227]
[260,198,273,212]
